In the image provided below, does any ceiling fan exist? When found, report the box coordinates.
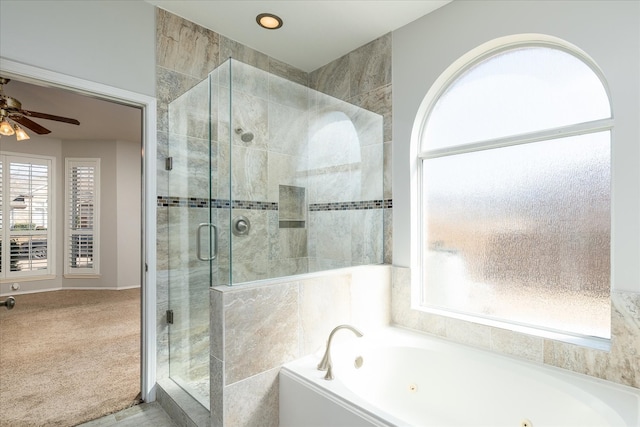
[0,77,80,141]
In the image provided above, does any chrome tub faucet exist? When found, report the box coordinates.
[317,324,363,380]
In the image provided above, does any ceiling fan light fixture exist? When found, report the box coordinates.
[14,124,30,141]
[256,13,283,30]
[0,78,80,138]
[0,119,15,136]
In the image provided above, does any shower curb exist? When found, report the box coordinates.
[156,379,210,427]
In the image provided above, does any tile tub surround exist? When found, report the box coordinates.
[210,265,391,426]
[391,266,640,389]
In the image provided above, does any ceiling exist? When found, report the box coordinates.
[146,0,452,72]
[1,1,451,143]
[0,77,142,143]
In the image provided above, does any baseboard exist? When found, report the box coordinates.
[1,285,141,297]
[1,287,58,297]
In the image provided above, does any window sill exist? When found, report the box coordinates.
[63,274,101,279]
[414,305,612,352]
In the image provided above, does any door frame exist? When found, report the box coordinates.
[0,58,158,402]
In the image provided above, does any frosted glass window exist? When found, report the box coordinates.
[423,47,611,151]
[423,133,610,337]
[418,42,612,339]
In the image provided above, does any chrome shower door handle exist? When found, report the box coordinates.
[196,223,218,261]
[211,224,218,260]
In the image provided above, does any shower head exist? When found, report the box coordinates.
[235,128,254,142]
[241,132,254,143]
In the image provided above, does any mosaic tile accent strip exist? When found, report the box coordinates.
[309,199,392,211]
[233,200,278,210]
[157,196,214,208]
[157,196,277,210]
[157,197,393,211]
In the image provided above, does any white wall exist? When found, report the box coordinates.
[0,0,156,97]
[116,140,142,289]
[392,0,640,293]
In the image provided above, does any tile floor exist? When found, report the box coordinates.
[78,403,176,427]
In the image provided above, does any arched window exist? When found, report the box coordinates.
[414,35,612,340]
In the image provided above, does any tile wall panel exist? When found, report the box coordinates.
[211,265,391,426]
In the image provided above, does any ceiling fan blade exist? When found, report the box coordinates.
[10,115,51,134]
[20,109,80,125]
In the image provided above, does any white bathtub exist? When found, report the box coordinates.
[280,327,640,427]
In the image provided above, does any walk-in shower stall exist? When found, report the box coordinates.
[165,59,384,407]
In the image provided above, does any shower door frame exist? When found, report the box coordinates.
[165,64,232,408]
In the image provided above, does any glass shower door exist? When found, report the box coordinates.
[166,65,227,408]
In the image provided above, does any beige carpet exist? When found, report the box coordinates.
[0,289,141,426]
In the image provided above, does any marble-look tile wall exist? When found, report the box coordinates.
[155,8,390,418]
[155,8,311,382]
[218,60,309,283]
[310,33,393,264]
[306,92,384,271]
[214,58,384,282]
[391,266,640,389]
[157,7,388,283]
[210,265,391,426]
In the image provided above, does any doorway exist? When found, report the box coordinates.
[0,60,157,424]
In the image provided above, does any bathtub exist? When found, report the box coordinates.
[279,327,640,427]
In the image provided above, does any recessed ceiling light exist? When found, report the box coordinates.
[256,13,283,30]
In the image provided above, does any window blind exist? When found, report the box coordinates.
[65,159,100,275]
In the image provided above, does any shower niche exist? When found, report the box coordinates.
[279,185,306,229]
[165,58,384,408]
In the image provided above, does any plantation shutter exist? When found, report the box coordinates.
[65,158,100,276]
[0,154,54,278]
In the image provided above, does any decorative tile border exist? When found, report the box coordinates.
[157,196,277,210]
[157,196,393,211]
[233,200,279,210]
[309,199,393,211]
[157,196,212,208]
